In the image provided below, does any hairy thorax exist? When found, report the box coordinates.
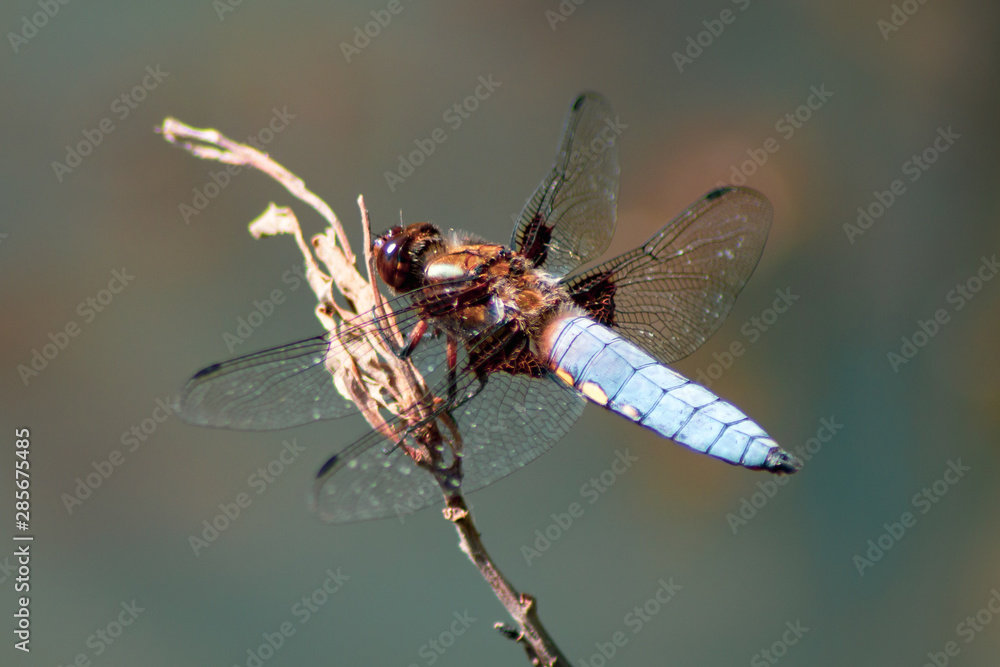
[421,243,573,342]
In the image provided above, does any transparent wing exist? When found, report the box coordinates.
[174,290,453,431]
[178,277,588,523]
[175,334,355,430]
[455,372,585,495]
[309,329,586,524]
[511,92,621,277]
[565,186,773,364]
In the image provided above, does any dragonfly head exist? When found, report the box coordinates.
[372,222,445,293]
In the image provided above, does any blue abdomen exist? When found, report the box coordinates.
[541,315,798,472]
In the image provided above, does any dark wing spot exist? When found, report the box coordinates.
[705,186,732,201]
[520,214,552,267]
[317,454,339,477]
[191,362,223,380]
[483,347,548,378]
[569,271,617,327]
[470,332,547,378]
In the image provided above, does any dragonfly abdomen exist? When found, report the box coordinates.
[540,315,799,473]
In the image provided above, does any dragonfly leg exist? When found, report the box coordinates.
[398,319,429,358]
[446,335,459,406]
[375,317,429,359]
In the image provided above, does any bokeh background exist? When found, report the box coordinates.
[3,1,999,665]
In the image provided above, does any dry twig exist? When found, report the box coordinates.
[159,118,570,665]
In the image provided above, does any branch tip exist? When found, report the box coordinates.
[158,117,568,666]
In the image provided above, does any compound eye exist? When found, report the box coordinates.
[373,227,412,291]
[372,226,403,253]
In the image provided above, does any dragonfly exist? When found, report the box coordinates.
[176,92,801,523]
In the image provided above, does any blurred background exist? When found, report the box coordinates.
[2,1,999,665]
